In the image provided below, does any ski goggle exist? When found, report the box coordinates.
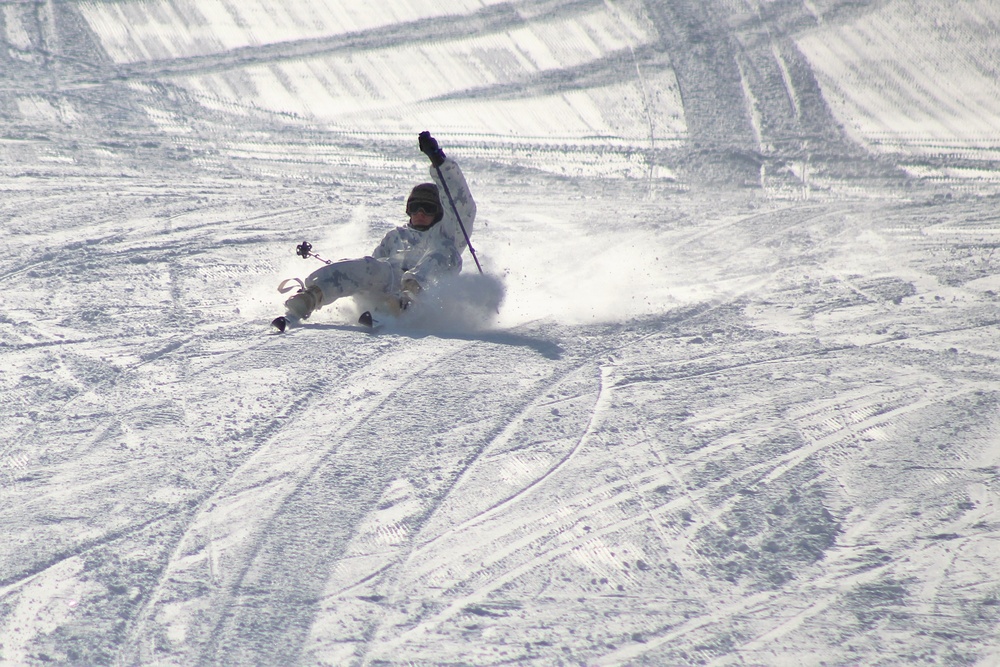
[407,201,439,216]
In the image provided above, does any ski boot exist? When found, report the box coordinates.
[272,284,323,332]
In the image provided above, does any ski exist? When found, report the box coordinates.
[271,316,290,333]
[357,310,390,331]
[269,311,387,334]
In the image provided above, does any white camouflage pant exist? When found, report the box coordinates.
[304,256,398,308]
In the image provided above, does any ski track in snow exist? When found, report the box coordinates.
[134,338,478,664]
[3,0,1000,665]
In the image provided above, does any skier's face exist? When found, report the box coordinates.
[409,209,436,230]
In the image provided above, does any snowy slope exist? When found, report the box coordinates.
[2,1,1000,666]
[797,0,1000,165]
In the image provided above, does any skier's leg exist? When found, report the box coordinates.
[304,256,396,306]
[276,257,394,326]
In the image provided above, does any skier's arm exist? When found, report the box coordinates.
[430,157,476,246]
[419,131,476,251]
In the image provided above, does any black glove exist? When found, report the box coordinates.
[418,131,446,167]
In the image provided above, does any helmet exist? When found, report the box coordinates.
[406,183,444,224]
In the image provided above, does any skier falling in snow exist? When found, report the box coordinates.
[271,132,477,332]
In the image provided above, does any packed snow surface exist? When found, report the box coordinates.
[2,1,1000,665]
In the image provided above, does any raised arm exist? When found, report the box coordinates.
[430,157,476,246]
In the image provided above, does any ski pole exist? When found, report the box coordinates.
[296,241,331,265]
[435,165,483,275]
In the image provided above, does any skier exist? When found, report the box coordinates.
[271,132,476,332]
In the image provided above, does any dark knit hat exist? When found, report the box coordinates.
[406,183,443,224]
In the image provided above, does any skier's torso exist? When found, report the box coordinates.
[376,224,454,272]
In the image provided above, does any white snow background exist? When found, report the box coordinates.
[3,0,1000,665]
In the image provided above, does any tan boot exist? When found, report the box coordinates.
[284,284,324,321]
[399,277,422,310]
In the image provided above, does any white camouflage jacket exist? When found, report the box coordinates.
[371,157,476,291]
